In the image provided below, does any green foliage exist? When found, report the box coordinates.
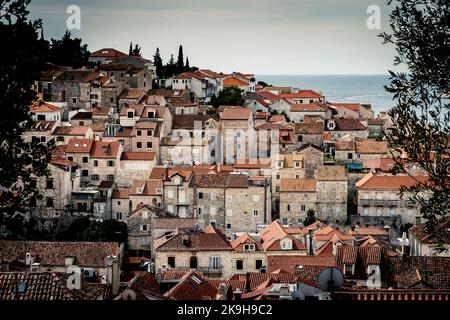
[56,218,127,243]
[303,209,316,227]
[153,47,164,78]
[257,80,272,88]
[49,31,89,68]
[131,43,141,57]
[177,45,184,73]
[210,86,245,108]
[380,0,450,251]
[0,0,52,238]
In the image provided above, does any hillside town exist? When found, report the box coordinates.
[0,47,449,301]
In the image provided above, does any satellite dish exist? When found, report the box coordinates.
[291,291,305,300]
[317,268,344,292]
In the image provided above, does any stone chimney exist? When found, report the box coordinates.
[106,255,120,296]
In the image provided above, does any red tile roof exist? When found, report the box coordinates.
[112,189,130,199]
[220,107,252,120]
[279,90,324,99]
[90,48,127,59]
[356,172,428,190]
[223,76,249,87]
[164,272,218,300]
[30,102,61,112]
[90,140,120,158]
[66,138,94,154]
[267,255,336,273]
[260,221,306,251]
[121,152,155,161]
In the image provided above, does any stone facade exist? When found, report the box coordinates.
[316,166,348,224]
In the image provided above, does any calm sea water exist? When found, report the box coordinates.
[256,75,394,115]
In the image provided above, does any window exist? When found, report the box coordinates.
[110,98,114,103]
[40,136,46,143]
[46,198,54,207]
[256,260,263,270]
[82,170,89,177]
[210,221,216,227]
[67,156,73,161]
[301,205,306,212]
[37,114,45,121]
[209,257,220,270]
[282,218,288,225]
[297,135,303,142]
[275,186,280,192]
[253,209,259,217]
[389,207,396,216]
[197,208,202,215]
[236,260,243,270]
[117,201,121,205]
[140,224,148,232]
[146,142,152,149]
[244,244,255,252]
[147,130,153,136]
[72,98,77,104]
[46,179,53,189]
[107,174,114,181]
[168,257,175,268]
[91,174,99,181]
[198,192,204,199]
[363,208,369,215]
[295,162,301,168]
[276,174,280,180]
[107,160,114,167]
[287,204,291,212]
[348,153,353,160]
[137,142,142,148]
[296,174,300,179]
[127,111,134,118]
[226,223,231,229]
[281,238,292,250]
[82,156,88,163]
[93,160,98,167]
[147,112,155,118]
[137,130,142,136]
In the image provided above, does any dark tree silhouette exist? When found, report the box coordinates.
[380,0,450,251]
[49,31,89,68]
[210,86,245,108]
[0,0,52,238]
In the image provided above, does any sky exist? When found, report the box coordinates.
[29,0,399,75]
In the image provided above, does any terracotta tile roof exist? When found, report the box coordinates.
[192,164,234,175]
[233,158,271,169]
[313,225,355,242]
[279,90,324,99]
[121,152,155,161]
[90,48,127,59]
[71,111,93,120]
[355,140,388,154]
[268,114,285,122]
[167,97,198,108]
[155,226,231,251]
[226,175,249,188]
[368,118,386,125]
[316,165,347,181]
[119,88,146,100]
[356,172,428,190]
[164,272,218,300]
[334,118,366,131]
[223,76,249,87]
[152,218,198,230]
[295,122,324,135]
[267,255,336,273]
[348,226,389,237]
[116,273,165,300]
[99,63,131,71]
[208,279,246,293]
[112,189,130,199]
[30,102,61,112]
[280,178,316,192]
[335,140,355,151]
[290,103,327,112]
[172,114,214,130]
[409,217,450,244]
[332,288,450,301]
[388,256,450,289]
[260,221,306,251]
[330,103,361,112]
[130,180,162,196]
[230,233,261,251]
[32,120,58,131]
[66,138,94,154]
[336,246,388,280]
[255,121,294,131]
[53,126,90,136]
[0,241,120,268]
[255,90,280,100]
[220,107,252,120]
[90,140,120,158]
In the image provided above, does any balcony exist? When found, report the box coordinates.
[361,199,371,207]
[388,200,398,207]
[172,266,223,276]
[374,200,385,207]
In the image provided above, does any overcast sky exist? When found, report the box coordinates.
[30,0,398,75]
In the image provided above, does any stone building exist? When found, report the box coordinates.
[335,139,388,165]
[50,70,91,111]
[24,121,59,146]
[316,165,348,224]
[295,144,324,178]
[129,179,163,210]
[355,172,427,226]
[52,126,94,145]
[88,140,123,186]
[31,159,80,220]
[116,152,156,187]
[154,225,234,279]
[219,106,255,163]
[111,189,131,222]
[127,204,164,255]
[279,179,317,226]
[271,154,305,212]
[325,118,369,140]
[409,217,450,257]
[293,118,324,149]
[98,63,153,90]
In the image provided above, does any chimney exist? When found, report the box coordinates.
[106,255,120,296]
[307,228,314,255]
[25,253,34,268]
[217,283,228,300]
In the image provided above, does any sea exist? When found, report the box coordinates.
[256,75,394,115]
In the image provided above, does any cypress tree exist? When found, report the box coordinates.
[176,45,184,73]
